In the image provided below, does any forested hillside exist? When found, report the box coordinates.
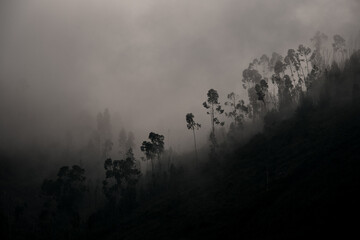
[87,49,360,240]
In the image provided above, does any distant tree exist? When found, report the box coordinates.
[186,113,201,165]
[259,54,270,76]
[242,68,262,89]
[225,92,248,128]
[274,60,286,77]
[332,34,347,64]
[255,79,269,108]
[296,52,306,80]
[126,131,135,152]
[269,52,283,71]
[248,87,262,120]
[279,75,294,111]
[140,132,165,172]
[298,44,312,75]
[284,55,295,82]
[118,128,127,158]
[103,139,113,159]
[310,31,329,67]
[97,109,113,159]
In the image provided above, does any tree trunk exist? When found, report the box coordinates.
[233,97,237,126]
[211,104,215,136]
[192,128,198,166]
[151,158,154,173]
[305,56,310,75]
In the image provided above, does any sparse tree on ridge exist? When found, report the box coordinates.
[203,89,225,137]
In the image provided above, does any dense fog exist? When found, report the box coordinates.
[1,0,359,153]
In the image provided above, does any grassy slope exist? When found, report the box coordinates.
[95,102,360,240]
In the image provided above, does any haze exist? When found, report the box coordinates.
[1,0,359,153]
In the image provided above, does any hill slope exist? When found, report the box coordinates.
[93,102,360,240]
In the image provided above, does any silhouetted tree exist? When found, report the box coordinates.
[186,113,201,165]
[102,152,140,212]
[140,132,165,172]
[203,89,225,136]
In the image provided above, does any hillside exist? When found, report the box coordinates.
[91,102,360,240]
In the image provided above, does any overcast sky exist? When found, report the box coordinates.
[0,0,359,152]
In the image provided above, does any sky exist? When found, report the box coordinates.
[0,0,359,152]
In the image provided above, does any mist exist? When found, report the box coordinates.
[1,0,359,152]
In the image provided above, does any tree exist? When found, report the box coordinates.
[224,92,248,129]
[269,52,283,71]
[310,31,328,67]
[140,132,165,172]
[279,75,294,111]
[332,34,347,64]
[274,60,286,77]
[255,79,269,108]
[298,44,312,75]
[242,68,262,89]
[286,49,301,80]
[203,89,225,136]
[186,113,201,165]
[102,152,141,212]
[259,54,270,76]
[284,55,295,82]
[41,165,87,230]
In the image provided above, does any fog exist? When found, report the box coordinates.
[0,0,359,153]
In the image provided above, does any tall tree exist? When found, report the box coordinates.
[203,89,225,136]
[186,113,201,165]
[140,132,165,172]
